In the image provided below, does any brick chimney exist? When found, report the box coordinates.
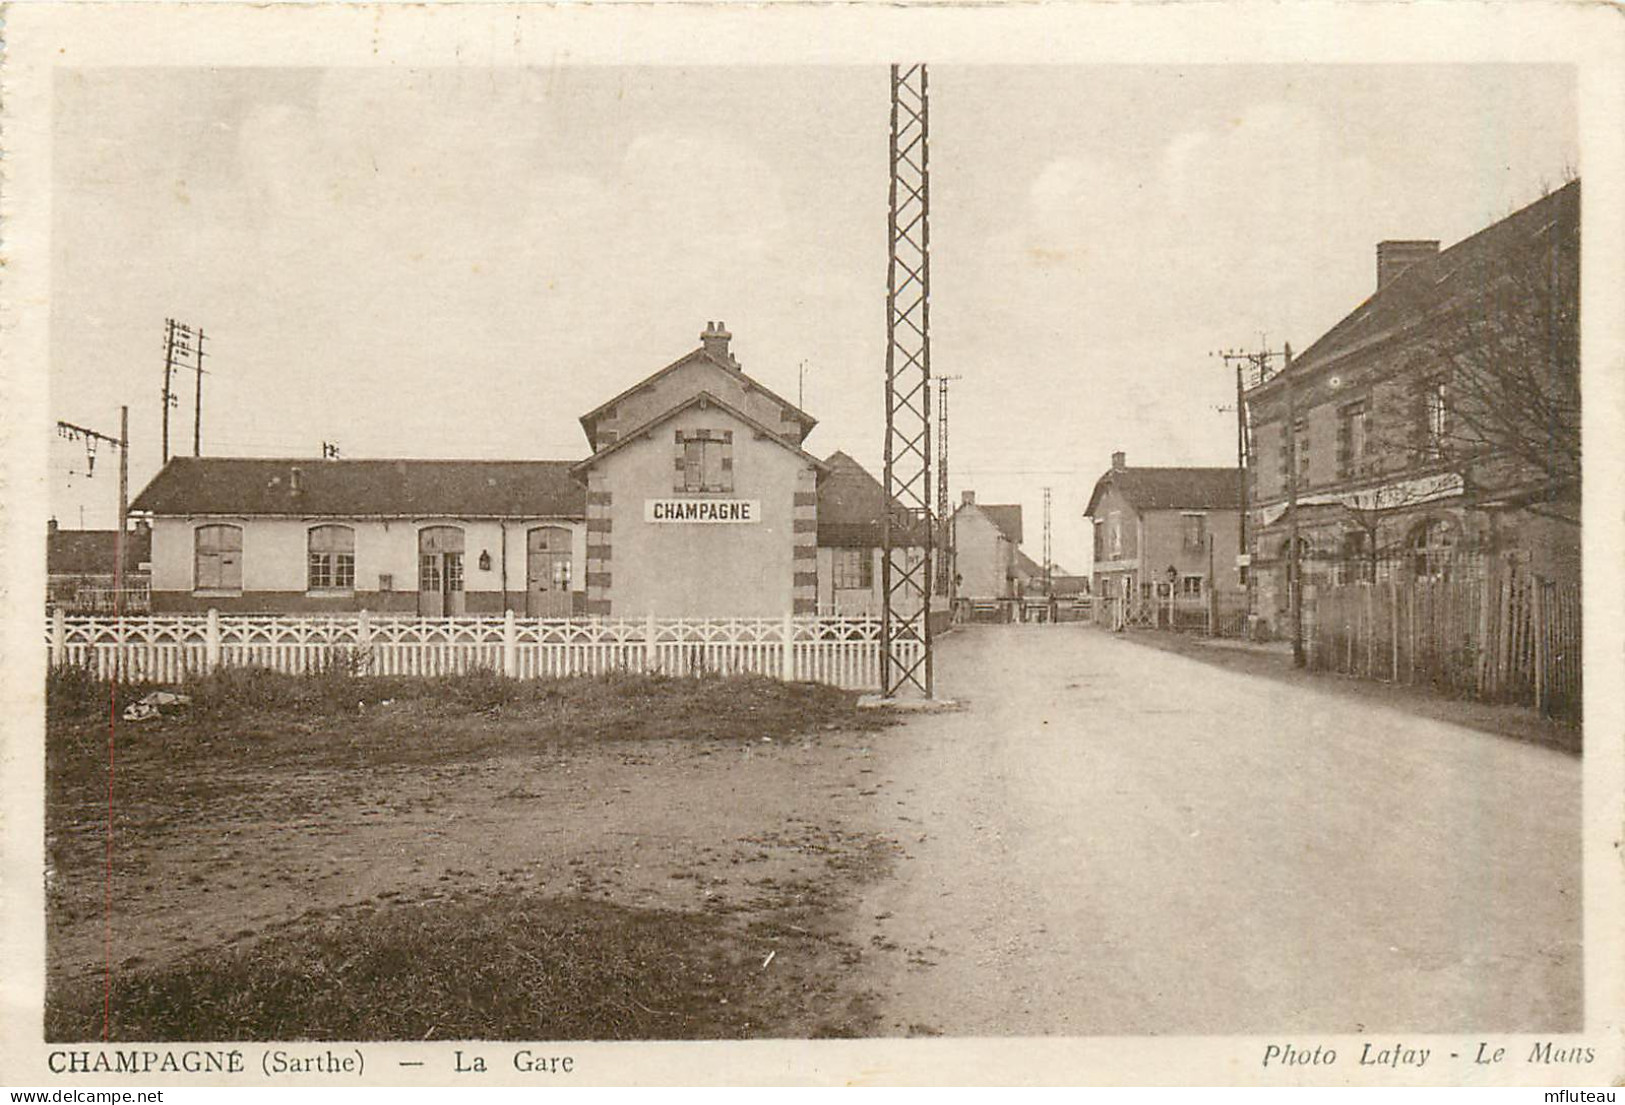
[700,320,736,368]
[290,466,304,495]
[961,490,975,506]
[47,516,58,535]
[1111,450,1126,471]
[1376,240,1439,290]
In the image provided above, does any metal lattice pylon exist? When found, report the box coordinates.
[935,376,952,598]
[882,63,933,698]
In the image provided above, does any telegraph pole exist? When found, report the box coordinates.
[1284,341,1304,667]
[933,374,962,598]
[1042,486,1053,596]
[1214,342,1288,632]
[55,409,130,613]
[192,328,209,457]
[162,319,204,465]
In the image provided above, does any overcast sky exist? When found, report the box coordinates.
[48,64,1576,570]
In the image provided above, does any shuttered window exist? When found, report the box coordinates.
[1337,401,1369,480]
[673,429,734,492]
[194,524,243,593]
[1181,513,1206,552]
[1425,382,1448,456]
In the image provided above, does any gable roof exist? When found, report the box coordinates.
[48,527,151,574]
[1085,466,1241,517]
[816,450,927,547]
[1049,573,1089,596]
[1013,548,1044,580]
[130,458,586,518]
[981,505,1023,546]
[570,390,831,477]
[578,346,817,444]
[1272,179,1579,385]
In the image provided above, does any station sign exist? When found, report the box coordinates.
[645,499,761,524]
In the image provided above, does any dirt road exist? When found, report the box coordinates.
[852,625,1582,1036]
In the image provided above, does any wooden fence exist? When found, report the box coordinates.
[46,577,151,615]
[45,611,912,692]
[1307,571,1580,718]
[1091,591,1250,638]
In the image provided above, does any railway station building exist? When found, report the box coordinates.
[131,322,914,619]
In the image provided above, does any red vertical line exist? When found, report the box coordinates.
[104,406,127,1040]
[105,572,121,1039]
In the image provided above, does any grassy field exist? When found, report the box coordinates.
[46,666,898,1041]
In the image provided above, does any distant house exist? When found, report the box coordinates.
[1245,180,1579,631]
[46,518,151,612]
[950,492,1025,603]
[1047,567,1090,599]
[1085,451,1242,607]
[814,451,927,617]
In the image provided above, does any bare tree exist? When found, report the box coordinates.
[1401,185,1581,525]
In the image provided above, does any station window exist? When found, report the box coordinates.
[674,429,734,492]
[308,525,356,592]
[832,548,873,590]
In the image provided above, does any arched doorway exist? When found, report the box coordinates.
[526,526,574,617]
[418,526,466,616]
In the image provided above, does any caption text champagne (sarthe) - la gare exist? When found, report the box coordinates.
[44,1048,575,1077]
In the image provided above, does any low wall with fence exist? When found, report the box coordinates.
[1090,592,1249,638]
[1307,571,1580,719]
[45,611,916,692]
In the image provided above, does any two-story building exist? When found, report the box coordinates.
[949,492,1025,605]
[131,321,921,619]
[1085,451,1242,608]
[813,450,928,617]
[1245,181,1580,631]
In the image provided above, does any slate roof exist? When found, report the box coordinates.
[579,346,817,445]
[1085,467,1242,517]
[816,451,927,547]
[1273,179,1579,383]
[47,527,151,574]
[130,458,586,518]
[1049,573,1089,597]
[981,504,1024,546]
[570,391,830,478]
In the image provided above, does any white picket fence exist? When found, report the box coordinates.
[44,610,915,692]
